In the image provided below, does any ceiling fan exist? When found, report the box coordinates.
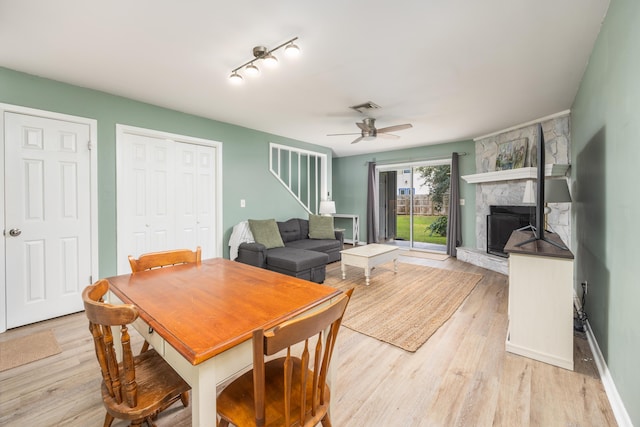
[327,117,413,144]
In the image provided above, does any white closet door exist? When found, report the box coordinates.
[117,126,221,274]
[175,143,217,259]
[118,132,175,273]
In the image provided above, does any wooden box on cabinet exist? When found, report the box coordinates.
[504,230,574,371]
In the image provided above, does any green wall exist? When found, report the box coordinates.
[571,0,640,424]
[332,141,476,247]
[0,67,332,277]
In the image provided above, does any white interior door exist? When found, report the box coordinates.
[4,111,94,329]
[175,143,217,258]
[116,126,222,274]
[119,133,175,261]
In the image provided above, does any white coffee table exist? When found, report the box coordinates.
[340,244,400,285]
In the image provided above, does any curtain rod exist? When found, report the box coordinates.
[365,152,467,166]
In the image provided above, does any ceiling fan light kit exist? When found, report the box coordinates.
[229,37,299,84]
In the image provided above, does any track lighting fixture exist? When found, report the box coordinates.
[228,37,300,84]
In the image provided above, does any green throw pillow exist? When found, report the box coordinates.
[248,219,284,249]
[308,214,335,240]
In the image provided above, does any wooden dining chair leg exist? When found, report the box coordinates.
[180,391,190,407]
[103,413,115,427]
[321,414,333,427]
[140,340,150,354]
[218,419,230,427]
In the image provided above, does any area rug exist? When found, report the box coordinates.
[401,250,450,261]
[324,262,482,352]
[0,330,61,372]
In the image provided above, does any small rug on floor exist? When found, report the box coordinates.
[325,262,482,352]
[401,251,450,261]
[0,330,61,372]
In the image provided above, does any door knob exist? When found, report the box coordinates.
[8,229,22,237]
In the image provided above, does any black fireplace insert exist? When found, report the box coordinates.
[487,205,535,257]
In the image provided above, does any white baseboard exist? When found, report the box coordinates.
[574,290,633,426]
[584,320,633,427]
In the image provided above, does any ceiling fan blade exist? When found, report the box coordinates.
[351,136,365,144]
[327,132,361,136]
[377,133,400,140]
[377,123,413,133]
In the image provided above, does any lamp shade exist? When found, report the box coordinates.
[545,179,572,203]
[319,200,336,215]
[228,71,243,84]
[263,53,278,67]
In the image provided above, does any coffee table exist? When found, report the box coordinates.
[340,244,400,285]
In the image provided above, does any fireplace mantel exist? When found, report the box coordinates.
[461,164,570,184]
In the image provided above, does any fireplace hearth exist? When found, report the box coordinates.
[487,205,535,257]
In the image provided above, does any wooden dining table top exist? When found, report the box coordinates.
[106,258,341,365]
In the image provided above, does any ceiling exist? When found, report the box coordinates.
[0,0,609,157]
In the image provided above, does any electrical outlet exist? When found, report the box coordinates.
[459,198,465,205]
[240,199,246,208]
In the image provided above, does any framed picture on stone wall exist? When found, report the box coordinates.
[495,138,528,170]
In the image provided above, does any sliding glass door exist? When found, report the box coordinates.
[377,161,450,252]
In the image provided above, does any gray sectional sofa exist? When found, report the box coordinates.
[236,218,343,283]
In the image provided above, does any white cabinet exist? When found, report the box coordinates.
[504,231,574,371]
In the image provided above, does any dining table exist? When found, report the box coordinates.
[106,257,342,427]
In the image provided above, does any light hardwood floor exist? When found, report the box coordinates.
[0,255,617,426]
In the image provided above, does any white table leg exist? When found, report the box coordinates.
[394,257,398,273]
[191,365,218,427]
[365,266,371,286]
[341,261,346,279]
[163,343,219,427]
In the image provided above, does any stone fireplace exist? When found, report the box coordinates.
[457,113,572,274]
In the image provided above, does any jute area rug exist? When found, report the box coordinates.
[324,261,482,352]
[0,330,61,372]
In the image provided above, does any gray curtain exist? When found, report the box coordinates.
[447,153,462,256]
[366,161,378,243]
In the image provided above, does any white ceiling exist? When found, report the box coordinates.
[0,0,609,157]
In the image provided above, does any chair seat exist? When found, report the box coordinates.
[102,349,190,422]
[217,357,330,427]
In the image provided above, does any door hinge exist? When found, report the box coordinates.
[87,140,93,150]
[89,275,93,283]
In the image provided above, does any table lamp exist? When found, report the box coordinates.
[319,200,336,216]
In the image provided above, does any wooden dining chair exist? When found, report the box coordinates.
[216,288,354,427]
[128,246,202,273]
[83,280,190,427]
[128,246,201,353]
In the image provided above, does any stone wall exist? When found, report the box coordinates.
[474,115,572,250]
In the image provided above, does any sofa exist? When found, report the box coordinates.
[236,217,343,283]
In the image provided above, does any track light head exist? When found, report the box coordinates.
[284,42,300,57]
[245,63,260,76]
[228,71,243,84]
[263,53,278,68]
